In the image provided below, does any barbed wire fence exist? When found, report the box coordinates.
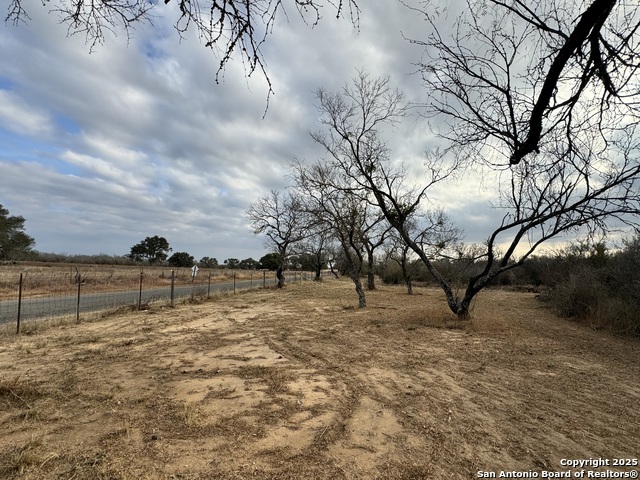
[0,267,319,334]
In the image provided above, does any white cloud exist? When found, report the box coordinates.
[0,1,530,261]
[0,90,55,137]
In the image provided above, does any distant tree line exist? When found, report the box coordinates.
[0,220,280,271]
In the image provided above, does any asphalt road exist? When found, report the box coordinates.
[0,277,279,325]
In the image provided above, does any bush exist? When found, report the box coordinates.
[544,269,603,318]
[541,266,640,337]
[590,296,640,337]
[379,261,403,285]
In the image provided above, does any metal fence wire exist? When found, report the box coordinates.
[0,268,316,332]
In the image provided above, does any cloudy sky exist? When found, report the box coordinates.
[0,1,514,262]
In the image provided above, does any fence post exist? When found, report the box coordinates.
[263,270,266,288]
[138,268,143,310]
[76,280,81,323]
[207,272,211,298]
[16,273,23,334]
[170,270,175,307]
[250,272,253,290]
[233,271,236,294]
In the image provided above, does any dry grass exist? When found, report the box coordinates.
[0,279,638,479]
[0,262,267,300]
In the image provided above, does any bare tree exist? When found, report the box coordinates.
[325,241,343,279]
[247,189,308,288]
[311,71,640,318]
[387,208,464,295]
[384,229,417,294]
[385,209,463,295]
[409,0,640,166]
[293,224,331,281]
[360,210,390,291]
[403,1,640,313]
[308,71,462,309]
[292,160,369,307]
[6,0,359,96]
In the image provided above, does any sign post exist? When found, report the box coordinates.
[191,265,199,283]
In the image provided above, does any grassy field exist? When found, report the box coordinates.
[0,263,273,301]
[0,279,638,479]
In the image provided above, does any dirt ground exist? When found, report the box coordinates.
[0,279,638,479]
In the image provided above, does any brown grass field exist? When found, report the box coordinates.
[0,279,638,479]
[0,263,265,301]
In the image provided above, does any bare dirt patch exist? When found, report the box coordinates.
[0,280,638,479]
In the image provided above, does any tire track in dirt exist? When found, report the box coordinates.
[0,281,638,479]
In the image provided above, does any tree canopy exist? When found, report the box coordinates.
[0,204,35,260]
[238,257,260,270]
[247,189,310,287]
[129,236,171,264]
[259,252,281,271]
[199,256,219,268]
[412,0,640,166]
[168,251,194,267]
[224,258,240,269]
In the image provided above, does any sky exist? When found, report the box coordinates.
[0,1,562,262]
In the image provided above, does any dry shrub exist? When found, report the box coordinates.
[545,269,603,319]
[588,296,640,337]
[542,268,640,337]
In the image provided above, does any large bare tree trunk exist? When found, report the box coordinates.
[401,261,412,295]
[276,266,285,288]
[366,249,376,290]
[352,274,366,308]
[406,279,413,295]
